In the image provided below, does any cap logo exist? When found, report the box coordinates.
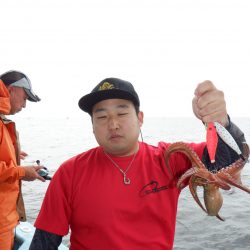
[98,82,115,91]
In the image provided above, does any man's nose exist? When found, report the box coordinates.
[108,117,119,130]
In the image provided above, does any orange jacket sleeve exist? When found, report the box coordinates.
[0,161,25,183]
[0,79,25,183]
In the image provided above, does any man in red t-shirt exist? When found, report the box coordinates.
[30,78,246,250]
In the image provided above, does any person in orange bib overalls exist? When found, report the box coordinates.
[0,70,45,250]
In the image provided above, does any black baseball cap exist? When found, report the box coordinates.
[78,78,140,114]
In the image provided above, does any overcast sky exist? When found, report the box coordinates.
[1,0,250,118]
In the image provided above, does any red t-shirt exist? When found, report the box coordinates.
[35,141,205,250]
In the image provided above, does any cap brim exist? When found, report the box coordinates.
[24,88,41,102]
[78,89,139,114]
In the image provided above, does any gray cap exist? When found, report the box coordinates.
[10,77,40,102]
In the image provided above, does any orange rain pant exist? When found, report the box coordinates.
[0,229,14,250]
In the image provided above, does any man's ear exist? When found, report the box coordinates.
[138,111,144,127]
[7,85,13,92]
[7,85,17,95]
[91,117,95,133]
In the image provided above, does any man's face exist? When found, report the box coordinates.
[8,86,27,114]
[92,98,143,156]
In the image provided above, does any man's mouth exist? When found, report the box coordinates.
[110,134,122,140]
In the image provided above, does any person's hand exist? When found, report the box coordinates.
[192,80,229,127]
[20,151,28,160]
[22,166,46,182]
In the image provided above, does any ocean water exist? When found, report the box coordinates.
[14,115,250,249]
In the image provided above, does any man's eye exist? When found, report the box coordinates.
[118,113,128,116]
[97,116,107,119]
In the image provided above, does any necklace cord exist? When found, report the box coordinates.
[104,151,137,185]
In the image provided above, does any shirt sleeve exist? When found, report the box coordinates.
[0,121,25,183]
[29,229,63,250]
[0,160,25,183]
[34,159,74,236]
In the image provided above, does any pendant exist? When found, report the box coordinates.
[123,174,131,185]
